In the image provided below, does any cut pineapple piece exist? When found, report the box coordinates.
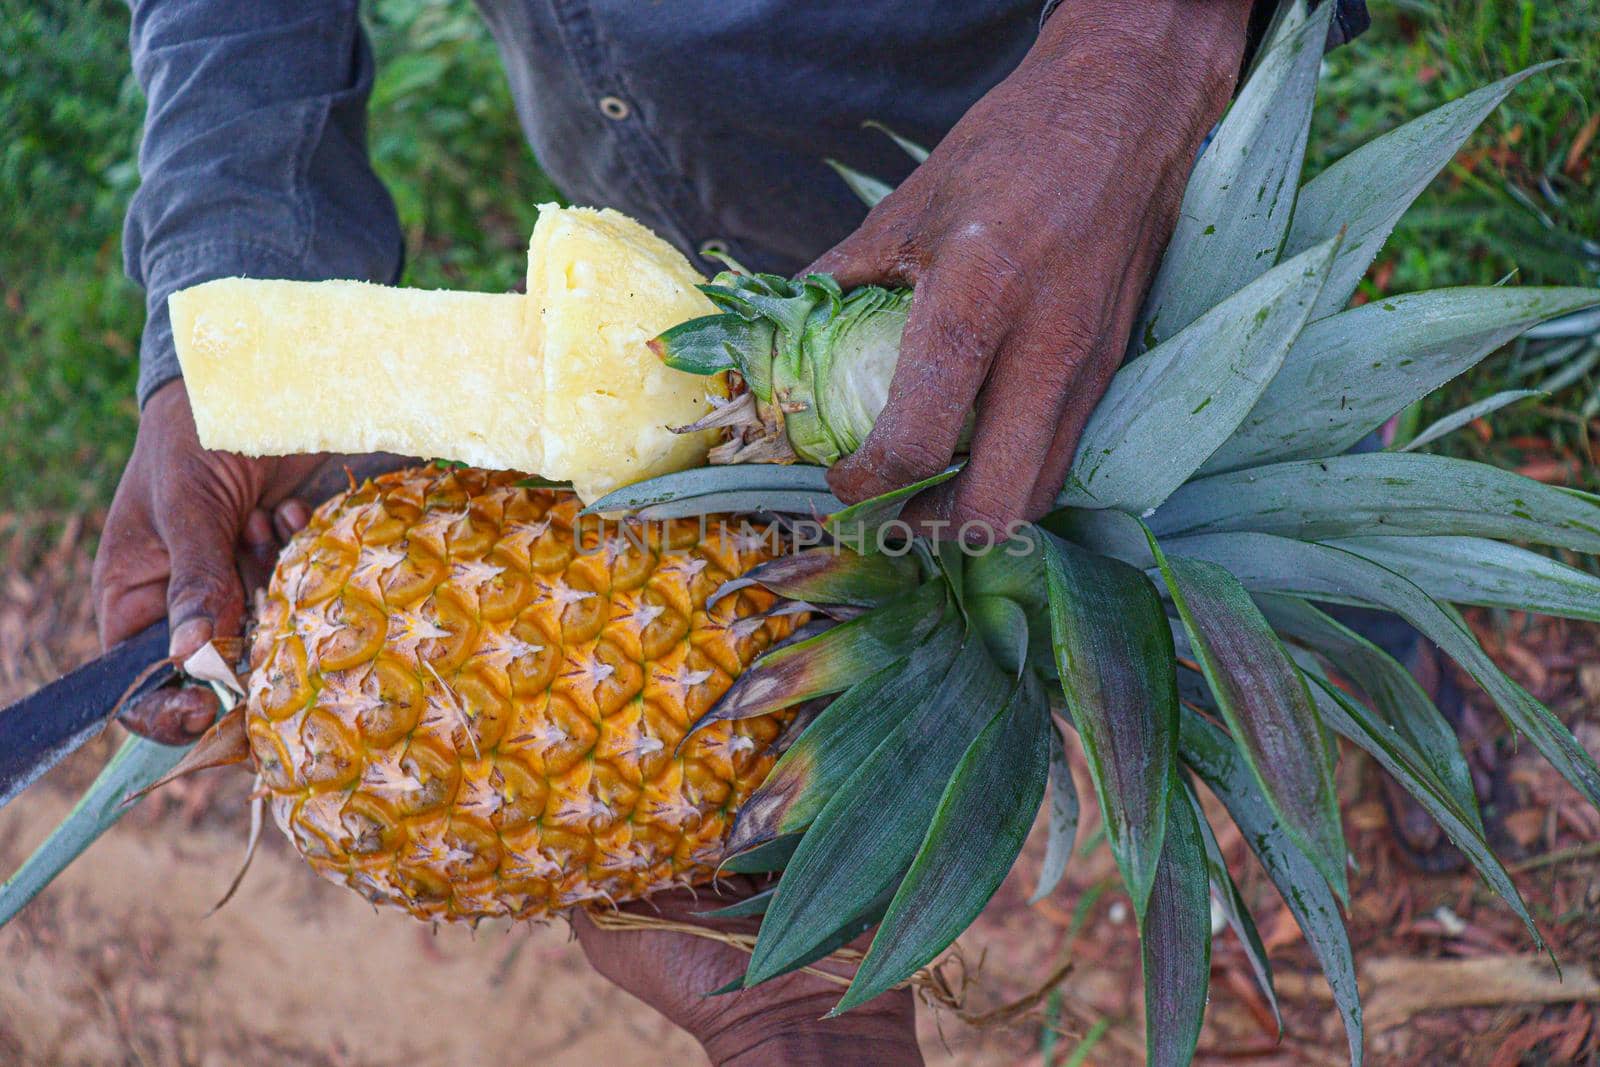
[526,203,719,502]
[171,205,720,503]
[171,279,539,472]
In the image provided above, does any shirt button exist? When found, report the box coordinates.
[598,95,631,120]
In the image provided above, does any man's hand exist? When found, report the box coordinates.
[573,883,922,1066]
[93,379,387,742]
[817,0,1252,530]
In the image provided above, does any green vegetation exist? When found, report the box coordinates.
[1,0,1595,513]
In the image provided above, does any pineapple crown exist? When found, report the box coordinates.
[600,5,1600,1063]
[651,270,912,466]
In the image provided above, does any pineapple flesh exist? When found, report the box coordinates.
[171,204,720,504]
[527,205,722,503]
[248,465,800,920]
[170,281,538,472]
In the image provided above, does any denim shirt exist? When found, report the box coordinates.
[123,0,1366,405]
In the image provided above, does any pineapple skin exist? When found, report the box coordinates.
[527,203,721,503]
[246,466,798,921]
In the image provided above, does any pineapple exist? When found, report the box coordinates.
[7,6,1600,1065]
[170,204,722,503]
[245,465,803,920]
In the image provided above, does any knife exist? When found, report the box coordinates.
[0,619,173,811]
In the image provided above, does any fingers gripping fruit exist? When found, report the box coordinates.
[246,465,801,921]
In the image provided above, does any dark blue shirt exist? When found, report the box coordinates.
[124,0,1365,405]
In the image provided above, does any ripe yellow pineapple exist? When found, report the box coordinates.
[170,204,722,504]
[248,464,802,921]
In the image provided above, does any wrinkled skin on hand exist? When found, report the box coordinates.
[574,881,922,1066]
[817,0,1253,533]
[92,378,403,743]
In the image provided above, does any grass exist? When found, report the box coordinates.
[1,0,1596,514]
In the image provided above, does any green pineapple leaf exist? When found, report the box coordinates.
[698,886,777,919]
[689,580,947,729]
[1132,2,1332,351]
[862,120,931,163]
[1148,538,1347,901]
[1285,64,1563,320]
[0,734,193,927]
[1180,709,1364,1066]
[968,594,1030,678]
[1066,239,1337,514]
[584,462,832,513]
[715,546,921,611]
[834,677,1050,1014]
[724,618,963,853]
[744,636,1011,987]
[718,832,800,874]
[1029,719,1081,905]
[1295,660,1547,955]
[1168,533,1600,814]
[1257,596,1482,835]
[824,466,960,553]
[1181,776,1280,1034]
[1324,536,1600,623]
[826,157,893,208]
[635,488,844,521]
[1152,453,1600,552]
[1203,286,1600,475]
[1042,532,1178,920]
[1141,783,1213,1067]
[1398,389,1546,452]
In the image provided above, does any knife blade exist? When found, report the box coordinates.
[0,619,173,811]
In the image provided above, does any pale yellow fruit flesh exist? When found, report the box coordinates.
[171,281,539,472]
[171,204,719,503]
[526,203,719,503]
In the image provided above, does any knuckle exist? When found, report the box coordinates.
[949,476,1031,535]
[166,557,237,613]
[876,436,953,486]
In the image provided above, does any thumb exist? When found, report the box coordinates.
[159,498,248,662]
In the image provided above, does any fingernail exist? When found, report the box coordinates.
[243,509,274,548]
[184,704,216,734]
[169,617,213,661]
[279,499,311,533]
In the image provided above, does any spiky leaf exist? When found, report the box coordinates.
[1,735,190,926]
[1204,286,1600,474]
[1181,776,1280,1033]
[835,679,1050,1013]
[692,580,946,728]
[1324,536,1600,623]
[1285,64,1561,319]
[1180,710,1363,1066]
[725,546,921,610]
[1066,240,1336,515]
[1133,2,1332,350]
[1030,720,1081,904]
[1399,389,1546,452]
[725,618,963,852]
[1295,660,1546,953]
[1148,540,1346,899]
[1141,784,1213,1067]
[1169,532,1600,814]
[585,463,833,513]
[1042,533,1177,919]
[745,636,1011,986]
[1257,595,1482,834]
[1153,453,1600,553]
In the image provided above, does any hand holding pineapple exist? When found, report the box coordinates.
[816,1,1253,529]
